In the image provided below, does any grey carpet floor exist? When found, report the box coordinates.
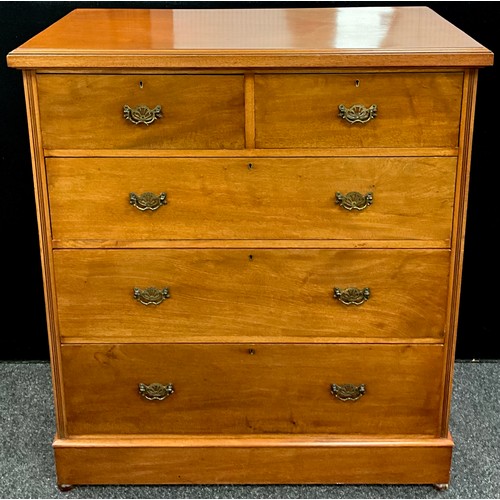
[0,361,498,499]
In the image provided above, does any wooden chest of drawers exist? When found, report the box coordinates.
[7,6,493,489]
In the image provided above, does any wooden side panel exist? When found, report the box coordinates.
[255,73,463,148]
[22,71,67,436]
[53,436,453,485]
[53,249,450,343]
[441,69,479,434]
[60,344,444,436]
[36,74,245,149]
[46,157,457,242]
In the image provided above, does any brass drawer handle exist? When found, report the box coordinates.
[130,192,167,211]
[335,191,373,211]
[133,287,170,305]
[338,103,377,124]
[139,382,174,401]
[331,383,366,401]
[123,104,162,125]
[333,287,370,305]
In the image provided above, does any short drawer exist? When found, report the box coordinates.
[61,343,444,436]
[47,157,456,242]
[54,249,450,343]
[255,73,463,148]
[36,74,245,149]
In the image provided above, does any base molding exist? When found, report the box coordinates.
[53,435,453,486]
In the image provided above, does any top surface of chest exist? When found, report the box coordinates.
[6,6,493,69]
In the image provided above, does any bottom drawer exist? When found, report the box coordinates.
[61,344,444,437]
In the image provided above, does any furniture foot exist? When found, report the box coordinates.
[57,484,74,492]
[434,483,449,491]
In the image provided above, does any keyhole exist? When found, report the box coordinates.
[139,81,144,89]
[249,254,253,261]
[248,348,255,355]
[248,162,254,170]
[355,79,360,88]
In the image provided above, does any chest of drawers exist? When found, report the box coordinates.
[7,6,493,489]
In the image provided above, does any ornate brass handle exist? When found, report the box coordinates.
[336,191,373,211]
[331,383,366,401]
[138,382,174,401]
[338,104,377,124]
[333,287,370,305]
[133,287,170,305]
[130,192,167,211]
[123,104,162,125]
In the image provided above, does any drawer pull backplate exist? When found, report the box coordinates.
[133,286,170,305]
[138,382,174,401]
[123,104,162,125]
[338,103,377,124]
[130,192,167,211]
[333,287,370,305]
[331,383,366,401]
[335,191,373,211]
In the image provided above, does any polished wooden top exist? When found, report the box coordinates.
[7,7,493,68]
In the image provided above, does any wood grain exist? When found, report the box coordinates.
[7,5,491,488]
[22,71,68,436]
[53,249,450,343]
[46,156,456,242]
[442,69,479,434]
[55,439,452,484]
[6,7,493,69]
[53,435,453,485]
[36,74,245,150]
[255,73,463,149]
[60,343,444,436]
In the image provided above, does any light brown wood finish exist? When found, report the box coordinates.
[53,436,453,485]
[22,71,68,437]
[441,69,479,434]
[7,6,492,488]
[6,7,493,68]
[44,147,460,158]
[53,239,451,250]
[53,249,449,343]
[255,73,463,149]
[36,74,245,150]
[47,157,457,242]
[244,73,256,148]
[60,344,444,436]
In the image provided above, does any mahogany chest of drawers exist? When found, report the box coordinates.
[7,6,493,489]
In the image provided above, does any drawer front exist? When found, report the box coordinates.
[255,73,463,148]
[36,74,245,149]
[54,249,449,342]
[61,343,444,436]
[47,157,456,242]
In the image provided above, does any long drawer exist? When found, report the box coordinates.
[36,74,245,149]
[47,157,456,242]
[60,343,444,436]
[255,73,463,148]
[53,249,450,343]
